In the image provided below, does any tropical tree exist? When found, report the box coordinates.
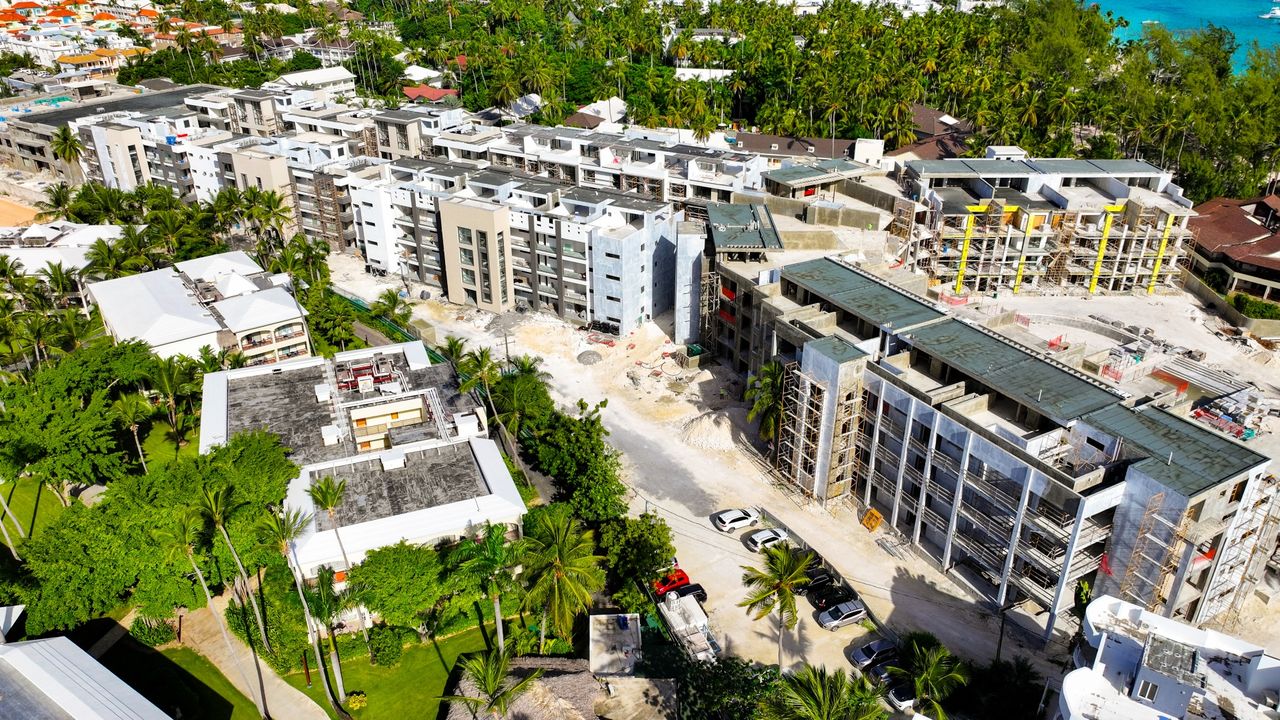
[739,544,812,669]
[440,335,468,369]
[442,646,543,719]
[746,361,787,453]
[146,356,195,429]
[50,126,85,183]
[521,506,605,652]
[307,476,371,648]
[508,354,549,380]
[198,485,272,654]
[460,347,505,432]
[35,182,75,221]
[369,288,412,326]
[305,565,350,702]
[257,508,348,718]
[889,641,970,720]
[760,664,887,720]
[154,509,267,719]
[111,393,153,473]
[456,522,521,650]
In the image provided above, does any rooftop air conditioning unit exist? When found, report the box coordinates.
[357,375,375,393]
[314,384,331,403]
[381,450,406,471]
[320,425,341,446]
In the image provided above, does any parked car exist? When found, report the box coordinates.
[712,508,760,532]
[817,599,869,630]
[810,584,856,610]
[865,660,895,686]
[886,682,916,712]
[798,565,835,596]
[849,638,897,670]
[671,583,707,603]
[745,528,789,552]
[654,569,690,597]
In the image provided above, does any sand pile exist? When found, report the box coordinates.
[679,410,739,451]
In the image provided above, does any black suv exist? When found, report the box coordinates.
[671,583,707,603]
[810,584,856,610]
[800,566,835,596]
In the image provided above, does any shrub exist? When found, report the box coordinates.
[368,624,404,667]
[129,616,176,647]
[225,566,310,674]
[610,583,650,614]
[1231,292,1280,320]
[346,691,368,710]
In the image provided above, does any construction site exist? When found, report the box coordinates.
[895,150,1197,298]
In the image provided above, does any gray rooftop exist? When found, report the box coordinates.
[806,335,868,365]
[782,257,944,331]
[9,84,223,129]
[0,661,71,719]
[706,203,782,250]
[1082,404,1268,497]
[1142,635,1205,687]
[225,364,347,465]
[312,442,487,531]
[905,319,1121,423]
[908,157,1166,180]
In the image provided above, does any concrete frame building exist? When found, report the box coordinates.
[1060,595,1280,720]
[199,342,526,579]
[898,146,1197,296]
[86,250,312,362]
[709,254,1277,641]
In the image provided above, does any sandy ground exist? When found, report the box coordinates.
[0,196,38,225]
[328,253,1067,682]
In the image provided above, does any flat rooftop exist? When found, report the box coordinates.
[782,257,944,331]
[312,442,487,531]
[906,319,1121,423]
[1082,404,1268,496]
[10,84,223,128]
[707,203,782,250]
[805,335,868,364]
[225,364,344,464]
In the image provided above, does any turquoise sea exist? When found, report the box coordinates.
[1089,0,1280,71]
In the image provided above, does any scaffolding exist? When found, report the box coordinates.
[1220,475,1280,626]
[1119,492,1191,613]
[776,362,824,497]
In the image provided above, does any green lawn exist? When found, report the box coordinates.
[284,627,490,720]
[141,420,200,471]
[98,637,258,720]
[0,476,65,546]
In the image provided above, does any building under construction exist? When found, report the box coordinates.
[710,254,1276,641]
[898,147,1196,296]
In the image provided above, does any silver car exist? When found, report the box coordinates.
[817,600,868,630]
[745,527,789,552]
[849,638,897,670]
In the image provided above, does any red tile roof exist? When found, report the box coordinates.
[1191,196,1280,273]
[403,84,458,102]
[10,2,41,9]
[92,11,116,20]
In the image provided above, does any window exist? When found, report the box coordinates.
[459,248,474,265]
[1187,501,1204,522]
[477,230,488,244]
[606,295,620,302]
[1136,680,1158,703]
[354,418,367,427]
[458,227,473,245]
[390,412,399,420]
[461,269,476,285]
[1230,480,1247,503]
[606,274,620,281]
[605,252,620,260]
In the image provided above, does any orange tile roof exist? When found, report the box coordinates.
[45,7,74,16]
[92,11,115,20]
[10,2,41,9]
[0,10,23,20]
[57,53,102,64]
[137,7,157,16]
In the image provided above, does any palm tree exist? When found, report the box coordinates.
[746,360,787,454]
[146,356,194,429]
[257,508,348,719]
[739,544,812,669]
[508,354,548,379]
[442,646,543,719]
[460,346,504,422]
[155,509,267,719]
[305,565,349,702]
[198,485,272,654]
[35,182,75,221]
[521,507,604,653]
[307,476,370,648]
[84,238,133,280]
[146,209,196,256]
[51,307,97,353]
[440,335,468,369]
[369,288,412,326]
[111,393,152,474]
[456,522,520,650]
[50,126,85,183]
[37,261,79,308]
[889,641,969,720]
[760,664,887,720]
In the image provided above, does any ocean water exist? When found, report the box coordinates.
[1089,0,1280,70]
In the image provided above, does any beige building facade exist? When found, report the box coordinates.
[439,198,512,314]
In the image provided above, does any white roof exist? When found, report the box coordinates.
[578,96,627,123]
[210,285,305,332]
[403,65,442,83]
[0,247,91,273]
[174,250,263,283]
[273,66,355,87]
[86,269,222,347]
[0,637,168,719]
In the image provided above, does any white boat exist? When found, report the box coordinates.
[1260,6,1280,19]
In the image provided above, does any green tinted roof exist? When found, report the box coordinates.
[781,258,943,331]
[706,203,783,250]
[805,336,868,365]
[905,319,1120,423]
[1082,404,1267,496]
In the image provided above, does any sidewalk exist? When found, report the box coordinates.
[180,592,329,720]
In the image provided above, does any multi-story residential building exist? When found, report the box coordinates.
[1060,594,1280,720]
[352,157,684,335]
[898,146,1197,296]
[199,341,526,579]
[86,250,312,362]
[0,221,125,278]
[261,66,357,101]
[709,253,1277,641]
[77,106,232,199]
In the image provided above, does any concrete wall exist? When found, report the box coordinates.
[1181,268,1280,339]
[673,227,702,345]
[839,178,901,213]
[728,191,880,229]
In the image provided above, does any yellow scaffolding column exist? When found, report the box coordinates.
[953,205,984,294]
[1146,213,1176,295]
[1087,204,1126,294]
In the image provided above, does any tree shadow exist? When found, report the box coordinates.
[98,633,239,720]
[29,481,44,536]
[472,600,492,650]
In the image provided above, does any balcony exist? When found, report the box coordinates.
[240,335,275,349]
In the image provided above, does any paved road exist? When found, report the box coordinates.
[181,592,329,720]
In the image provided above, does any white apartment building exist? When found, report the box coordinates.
[262,66,357,102]
[1060,595,1280,720]
[86,251,312,363]
[199,342,526,579]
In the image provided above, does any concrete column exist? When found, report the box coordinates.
[889,397,917,529]
[1165,540,1198,620]
[941,432,973,571]
[863,387,885,509]
[996,467,1034,608]
[1044,498,1088,643]
[912,417,940,546]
